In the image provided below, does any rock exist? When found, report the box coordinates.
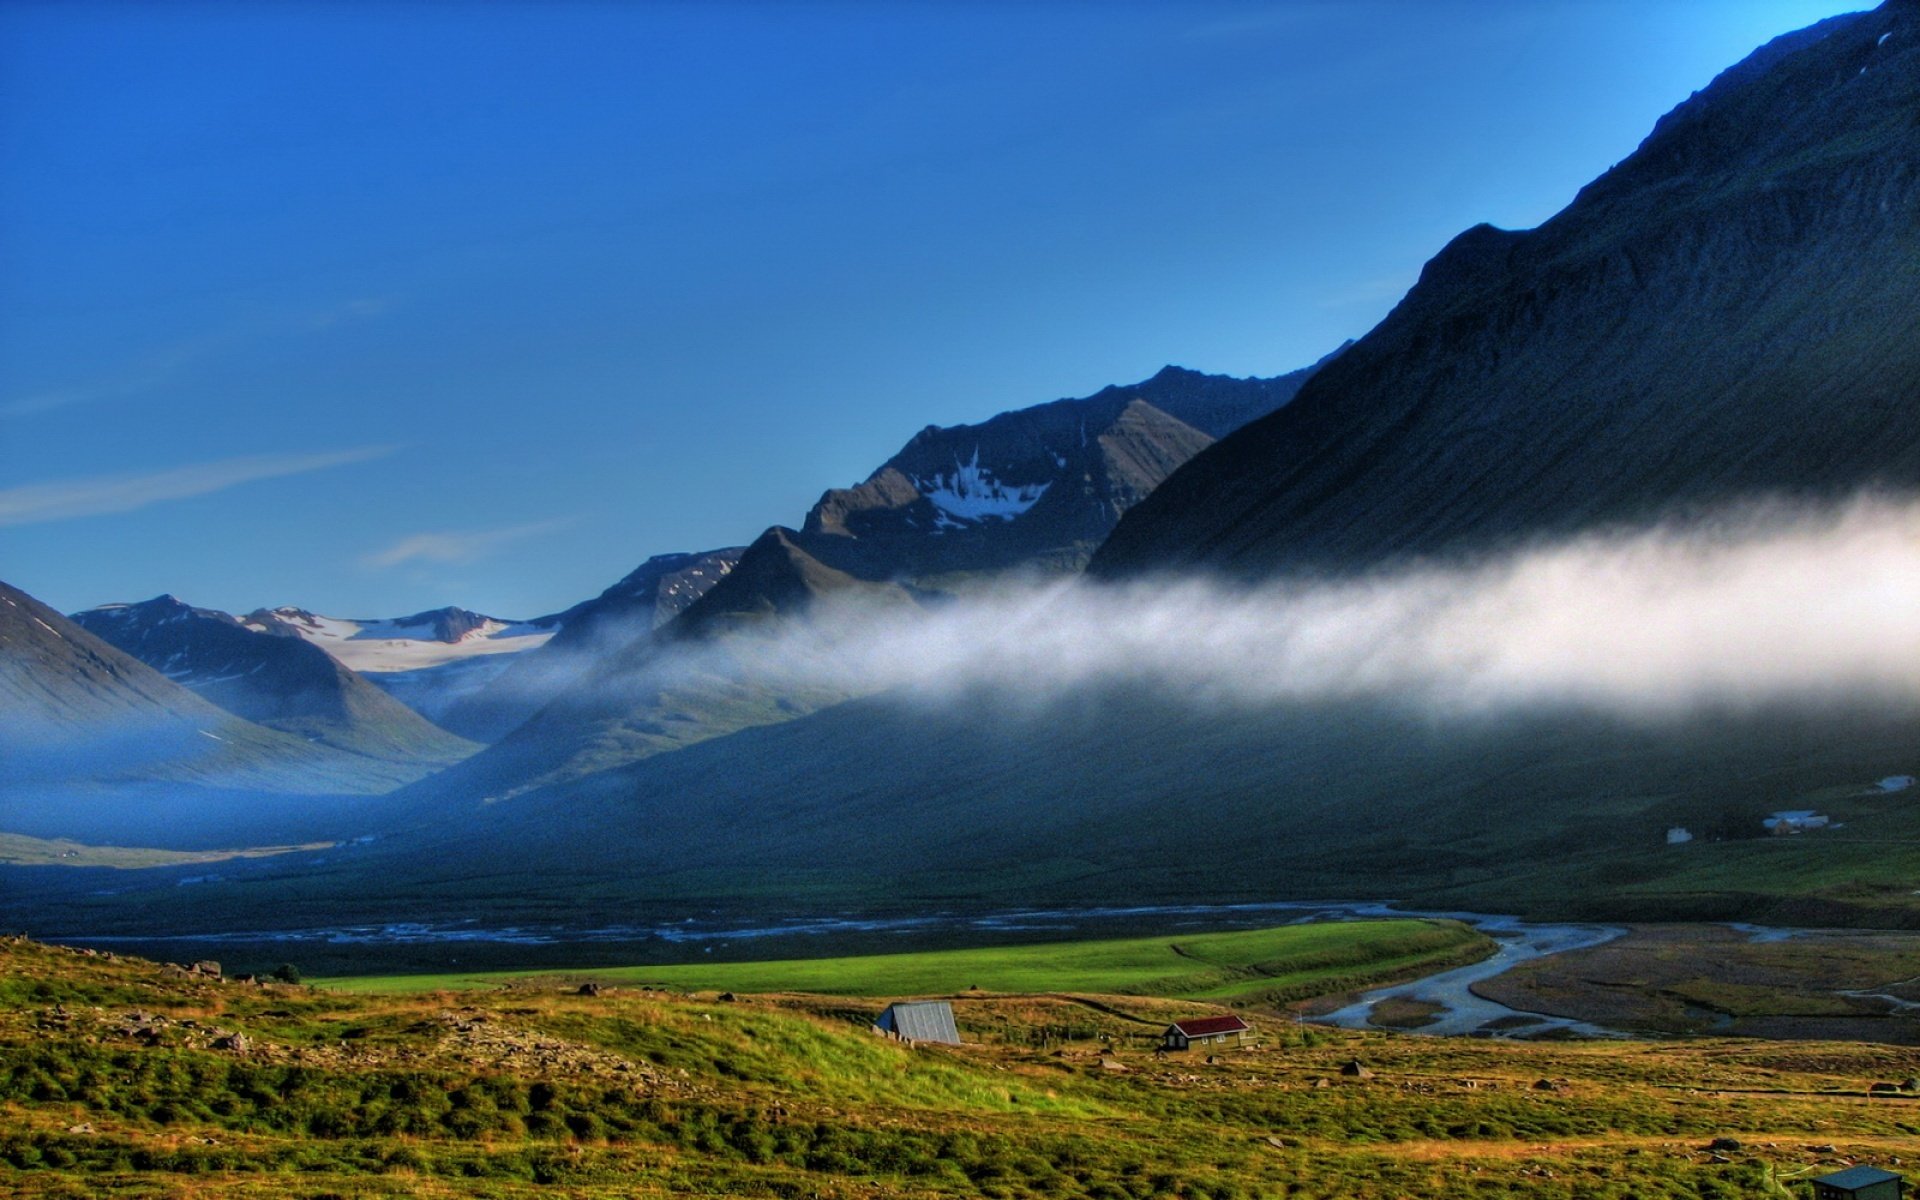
[1265,1135,1292,1149]
[1339,1059,1373,1079]
[1871,1082,1902,1094]
[718,992,736,1002]
[210,1032,251,1053]
[1534,1079,1559,1091]
[576,983,602,997]
[1099,1057,1129,1072]
[65,1123,94,1135]
[1311,1077,1332,1089]
[190,960,221,979]
[1708,1137,1743,1152]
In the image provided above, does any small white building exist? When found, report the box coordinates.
[1764,810,1830,834]
[1666,826,1693,845]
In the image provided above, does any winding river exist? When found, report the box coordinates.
[1313,911,1627,1037]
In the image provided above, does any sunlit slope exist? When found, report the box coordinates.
[325,920,1490,997]
[10,936,1920,1199]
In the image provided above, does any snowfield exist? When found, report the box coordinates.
[913,448,1050,525]
[248,609,555,673]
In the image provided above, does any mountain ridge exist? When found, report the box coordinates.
[1092,3,1919,579]
[72,595,476,764]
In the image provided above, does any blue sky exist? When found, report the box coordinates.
[0,0,1866,619]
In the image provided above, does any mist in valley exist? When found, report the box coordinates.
[584,492,1920,726]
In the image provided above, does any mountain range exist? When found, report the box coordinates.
[71,596,476,763]
[5,3,1918,939]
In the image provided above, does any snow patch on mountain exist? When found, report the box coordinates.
[248,608,554,674]
[913,449,1051,526]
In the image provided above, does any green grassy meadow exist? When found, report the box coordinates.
[10,932,1920,1199]
[325,919,1489,1000]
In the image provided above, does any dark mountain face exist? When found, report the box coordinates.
[1094,5,1920,580]
[71,595,475,765]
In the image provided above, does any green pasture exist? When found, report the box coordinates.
[323,917,1490,998]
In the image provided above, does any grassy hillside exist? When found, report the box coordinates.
[19,685,1920,947]
[325,919,1491,998]
[10,935,1920,1199]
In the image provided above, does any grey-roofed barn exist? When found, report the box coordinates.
[1812,1165,1904,1200]
[873,1000,960,1045]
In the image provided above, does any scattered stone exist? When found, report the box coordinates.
[65,1123,94,1135]
[576,982,603,997]
[1707,1138,1743,1152]
[210,1032,251,1054]
[1339,1059,1373,1079]
[1265,1135,1293,1150]
[190,960,221,979]
[718,992,737,1003]
[1311,1077,1332,1089]
[1099,1057,1129,1072]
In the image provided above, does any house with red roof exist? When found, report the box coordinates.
[1161,1014,1252,1051]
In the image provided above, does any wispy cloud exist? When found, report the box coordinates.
[0,445,399,527]
[305,296,394,331]
[364,518,575,569]
[1,296,397,420]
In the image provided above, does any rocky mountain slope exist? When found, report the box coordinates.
[1092,6,1920,579]
[72,596,476,763]
[793,364,1326,586]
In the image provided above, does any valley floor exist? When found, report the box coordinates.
[7,929,1920,1198]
